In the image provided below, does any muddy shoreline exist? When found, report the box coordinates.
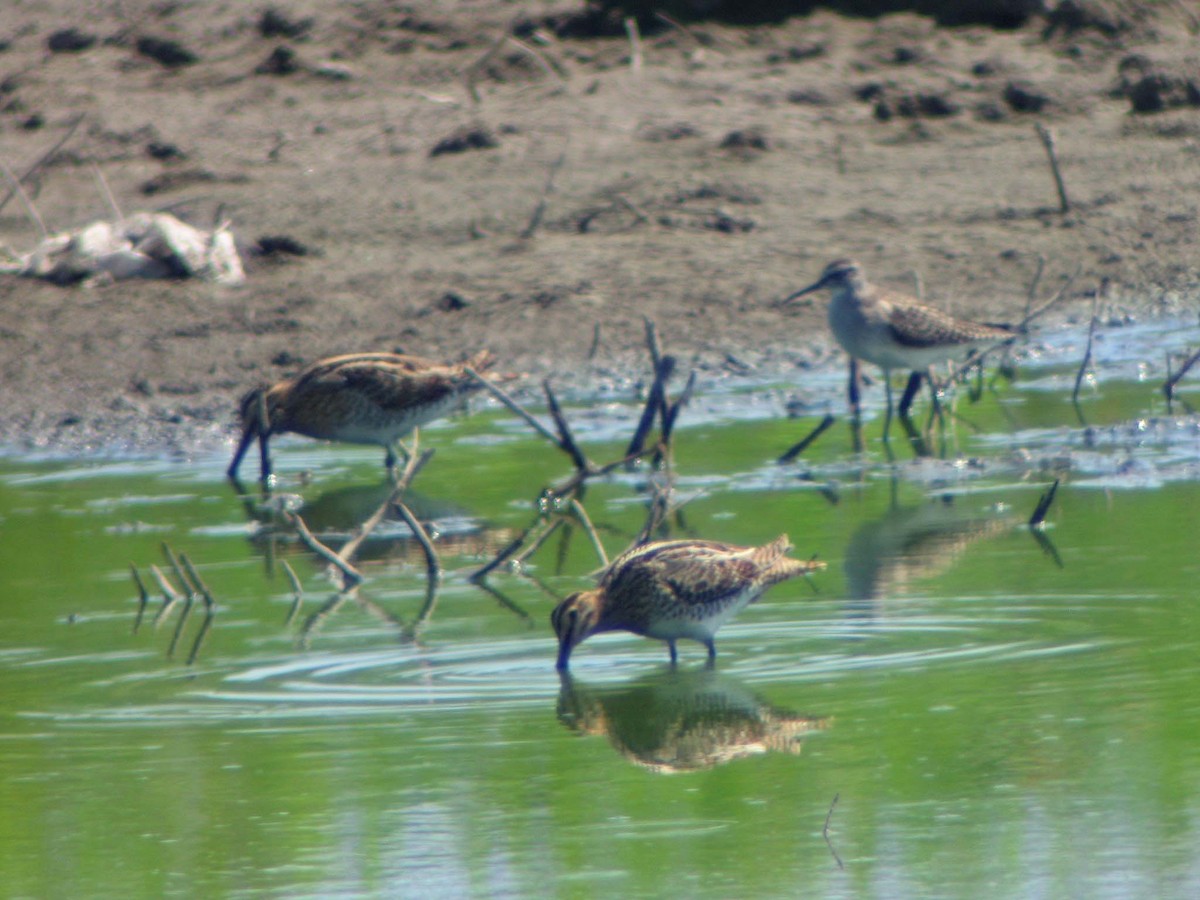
[1,2,1197,458]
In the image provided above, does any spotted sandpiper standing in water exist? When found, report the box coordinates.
[228,350,498,483]
[551,535,825,670]
[784,259,1014,438]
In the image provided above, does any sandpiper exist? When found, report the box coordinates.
[550,535,825,670]
[227,350,496,482]
[784,259,1014,434]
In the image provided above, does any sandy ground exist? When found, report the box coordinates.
[0,1,1198,458]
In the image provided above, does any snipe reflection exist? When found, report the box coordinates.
[240,481,514,570]
[557,668,829,773]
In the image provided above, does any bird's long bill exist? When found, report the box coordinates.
[782,277,826,305]
[555,634,576,671]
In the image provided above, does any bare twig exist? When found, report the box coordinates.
[778,414,836,464]
[1071,294,1100,406]
[1035,122,1070,214]
[284,511,365,588]
[1023,254,1046,323]
[1164,347,1200,402]
[544,379,591,472]
[464,33,507,103]
[519,151,566,240]
[338,486,401,564]
[568,498,609,568]
[90,162,123,222]
[282,559,304,626]
[1022,263,1081,330]
[466,366,561,446]
[149,563,182,627]
[1029,479,1060,528]
[661,369,697,445]
[130,564,149,635]
[586,322,602,360]
[0,161,47,238]
[823,793,844,871]
[394,500,443,635]
[0,112,85,219]
[515,516,565,566]
[470,533,527,582]
[627,356,675,461]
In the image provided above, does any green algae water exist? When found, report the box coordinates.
[2,319,1199,899]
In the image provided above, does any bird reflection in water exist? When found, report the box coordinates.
[557,668,829,773]
[239,480,514,571]
[842,492,1018,617]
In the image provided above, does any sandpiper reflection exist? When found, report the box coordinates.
[843,495,1012,614]
[557,668,828,773]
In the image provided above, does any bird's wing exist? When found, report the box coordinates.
[886,301,1009,349]
[604,541,759,609]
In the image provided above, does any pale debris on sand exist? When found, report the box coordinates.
[0,211,244,286]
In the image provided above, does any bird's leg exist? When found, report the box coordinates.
[847,357,862,418]
[258,433,273,485]
[705,639,717,668]
[668,640,678,666]
[898,371,923,418]
[882,368,894,444]
[925,365,945,432]
[255,390,273,485]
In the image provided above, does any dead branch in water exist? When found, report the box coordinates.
[1071,293,1100,408]
[284,510,365,588]
[778,414,836,464]
[130,563,149,635]
[394,500,443,637]
[568,498,609,568]
[1029,479,1060,528]
[282,559,304,626]
[823,793,844,871]
[1164,346,1200,403]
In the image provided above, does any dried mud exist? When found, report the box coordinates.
[1,1,1198,458]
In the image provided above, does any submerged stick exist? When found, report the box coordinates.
[285,511,365,588]
[394,500,443,634]
[149,563,182,627]
[1164,347,1200,402]
[823,793,844,871]
[130,564,149,635]
[1071,295,1100,406]
[778,414,835,464]
[1029,478,1060,528]
[281,559,304,626]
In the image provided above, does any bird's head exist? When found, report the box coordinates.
[782,258,866,305]
[550,590,603,671]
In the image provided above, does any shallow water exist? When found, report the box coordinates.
[2,317,1199,898]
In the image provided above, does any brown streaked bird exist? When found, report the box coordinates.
[227,350,496,483]
[784,258,1014,434]
[551,535,825,670]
